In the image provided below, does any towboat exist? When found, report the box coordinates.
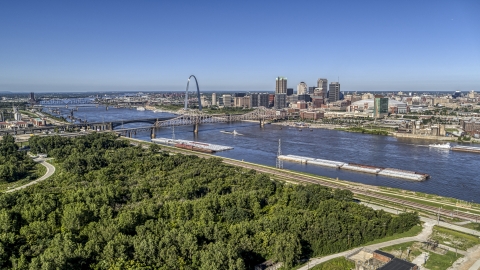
[428,143,451,149]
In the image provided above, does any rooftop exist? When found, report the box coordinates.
[377,258,417,270]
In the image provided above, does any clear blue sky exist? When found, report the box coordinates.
[1,0,479,92]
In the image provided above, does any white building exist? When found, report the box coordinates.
[297,82,308,95]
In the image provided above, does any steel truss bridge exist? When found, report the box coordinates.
[154,107,278,129]
[39,98,94,105]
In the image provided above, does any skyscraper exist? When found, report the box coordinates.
[211,93,217,106]
[328,82,340,103]
[297,82,307,95]
[317,78,327,96]
[374,96,389,118]
[274,94,287,109]
[275,77,287,94]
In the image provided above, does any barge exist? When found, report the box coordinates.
[378,168,429,181]
[451,145,480,154]
[277,155,429,181]
[341,163,382,175]
[151,138,233,152]
[308,158,346,168]
[175,143,215,153]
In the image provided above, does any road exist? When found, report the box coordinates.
[297,220,435,270]
[5,158,55,193]
[298,203,480,270]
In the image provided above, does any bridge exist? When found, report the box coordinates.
[39,98,95,105]
[154,107,278,132]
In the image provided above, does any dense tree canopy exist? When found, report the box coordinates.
[0,133,419,269]
[0,134,36,183]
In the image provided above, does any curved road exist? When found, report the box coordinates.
[5,158,55,193]
[297,221,435,270]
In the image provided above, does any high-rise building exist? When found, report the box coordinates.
[374,96,389,118]
[275,77,287,94]
[222,94,232,107]
[328,82,340,103]
[211,93,217,106]
[317,78,328,95]
[249,93,270,108]
[234,96,250,108]
[274,94,287,109]
[29,92,35,102]
[286,88,294,96]
[308,87,316,95]
[297,82,308,95]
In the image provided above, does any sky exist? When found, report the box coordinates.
[0,0,479,93]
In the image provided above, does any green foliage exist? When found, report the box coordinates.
[345,127,389,135]
[0,134,420,269]
[0,134,36,183]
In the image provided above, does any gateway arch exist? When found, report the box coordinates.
[184,75,202,111]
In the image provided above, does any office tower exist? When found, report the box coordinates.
[249,93,270,108]
[29,92,35,102]
[286,88,294,96]
[274,94,287,109]
[297,82,307,95]
[317,78,328,92]
[275,77,287,94]
[222,94,232,107]
[328,82,340,103]
[374,96,389,118]
[308,87,316,95]
[211,93,217,106]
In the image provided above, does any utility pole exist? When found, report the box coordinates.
[276,139,283,169]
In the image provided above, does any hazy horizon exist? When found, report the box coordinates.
[1,1,479,92]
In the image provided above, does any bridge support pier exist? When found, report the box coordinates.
[150,128,156,139]
[260,119,265,127]
[193,123,199,134]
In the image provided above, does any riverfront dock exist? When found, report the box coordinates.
[277,155,429,181]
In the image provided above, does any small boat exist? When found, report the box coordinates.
[428,143,451,149]
[220,130,243,135]
[137,107,146,111]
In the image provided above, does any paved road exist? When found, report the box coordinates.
[297,221,435,270]
[297,203,480,270]
[364,203,480,237]
[5,158,55,193]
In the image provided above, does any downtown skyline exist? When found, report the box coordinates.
[1,0,479,93]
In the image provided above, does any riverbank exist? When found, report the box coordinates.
[131,137,480,222]
[272,121,480,143]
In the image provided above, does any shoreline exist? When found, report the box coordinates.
[271,121,480,143]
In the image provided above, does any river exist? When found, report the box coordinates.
[45,104,480,203]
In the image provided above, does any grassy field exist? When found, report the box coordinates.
[363,225,423,246]
[310,257,355,270]
[461,222,480,231]
[431,226,480,251]
[425,250,461,270]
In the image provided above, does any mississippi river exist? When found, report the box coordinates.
[48,104,480,203]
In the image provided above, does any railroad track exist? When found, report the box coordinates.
[134,139,480,223]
